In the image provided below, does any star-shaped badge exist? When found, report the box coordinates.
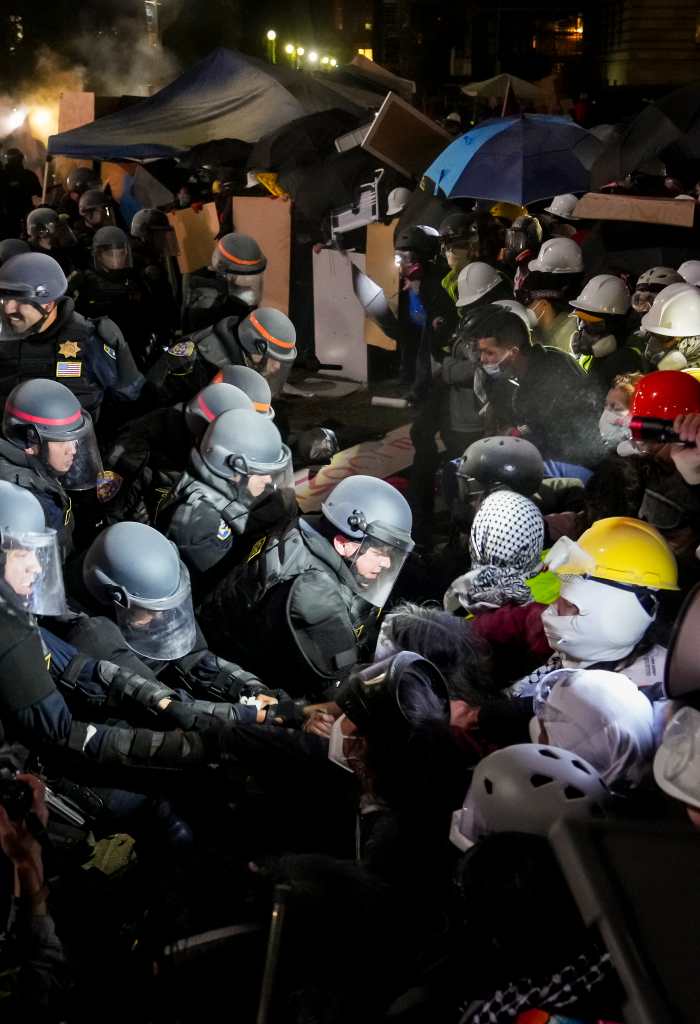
[58,341,81,358]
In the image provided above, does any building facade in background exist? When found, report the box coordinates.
[588,0,699,87]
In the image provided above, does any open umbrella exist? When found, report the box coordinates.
[424,114,601,206]
[462,73,545,103]
[247,109,360,174]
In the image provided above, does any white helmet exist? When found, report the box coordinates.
[636,266,683,290]
[570,274,630,316]
[456,261,503,308]
[641,282,700,338]
[528,236,583,274]
[492,298,537,331]
[386,187,412,217]
[543,193,580,220]
[678,260,700,287]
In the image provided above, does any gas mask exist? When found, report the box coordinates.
[644,334,687,370]
[598,408,631,446]
[571,317,617,359]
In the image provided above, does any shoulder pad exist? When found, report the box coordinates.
[93,316,125,348]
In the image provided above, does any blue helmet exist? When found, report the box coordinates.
[0,252,68,303]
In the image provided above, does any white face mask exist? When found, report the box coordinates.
[328,714,357,773]
[590,333,617,358]
[599,407,631,445]
[482,350,512,378]
[541,577,654,666]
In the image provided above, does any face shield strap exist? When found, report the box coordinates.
[586,574,658,616]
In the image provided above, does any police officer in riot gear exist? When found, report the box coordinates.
[0,379,103,555]
[68,226,171,368]
[0,238,30,265]
[26,207,78,275]
[0,148,41,237]
[101,381,253,525]
[181,231,266,332]
[157,408,295,587]
[149,305,297,406]
[198,475,415,700]
[57,166,101,224]
[129,207,181,325]
[0,252,144,416]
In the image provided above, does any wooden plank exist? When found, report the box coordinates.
[167,203,219,274]
[574,193,696,228]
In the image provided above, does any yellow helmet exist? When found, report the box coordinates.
[682,367,700,383]
[552,516,679,591]
[489,201,527,223]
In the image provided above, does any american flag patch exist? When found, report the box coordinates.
[56,361,82,378]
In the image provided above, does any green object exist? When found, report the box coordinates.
[442,267,460,304]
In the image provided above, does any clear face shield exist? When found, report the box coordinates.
[346,520,415,608]
[82,204,115,230]
[631,289,657,315]
[151,228,179,257]
[94,242,132,274]
[228,447,294,508]
[254,354,291,399]
[225,271,264,308]
[504,227,529,255]
[112,562,197,661]
[38,415,103,491]
[443,235,479,269]
[0,529,66,616]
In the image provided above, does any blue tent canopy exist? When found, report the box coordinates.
[48,48,366,161]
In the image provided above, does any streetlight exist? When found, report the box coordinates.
[308,50,319,63]
[321,56,329,65]
[266,29,277,64]
[296,46,305,56]
[284,43,294,54]
[329,57,337,67]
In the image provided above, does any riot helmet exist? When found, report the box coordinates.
[2,148,24,170]
[66,167,100,196]
[0,238,30,266]
[184,382,253,441]
[92,226,132,274]
[26,207,60,243]
[0,252,67,337]
[78,189,114,230]
[3,379,103,490]
[130,207,178,256]
[504,215,542,259]
[321,475,414,607]
[83,521,196,661]
[211,233,266,309]
[198,408,293,507]
[438,212,480,267]
[0,480,66,615]
[237,308,297,398]
[211,364,274,418]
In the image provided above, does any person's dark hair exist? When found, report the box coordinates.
[461,305,531,351]
[382,602,493,702]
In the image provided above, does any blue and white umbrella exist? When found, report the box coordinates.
[424,114,602,206]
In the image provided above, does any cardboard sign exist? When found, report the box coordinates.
[361,91,451,179]
[231,196,291,315]
[574,192,696,228]
[167,203,219,274]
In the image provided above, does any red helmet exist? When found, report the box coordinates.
[631,370,700,421]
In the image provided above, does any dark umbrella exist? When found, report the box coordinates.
[178,139,253,172]
[278,148,381,224]
[424,114,602,206]
[247,110,361,174]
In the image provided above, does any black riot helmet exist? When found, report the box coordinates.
[3,148,24,169]
[130,207,178,256]
[3,379,103,490]
[336,652,450,736]
[439,211,478,246]
[83,521,197,661]
[0,238,30,266]
[66,167,100,195]
[394,224,441,260]
[26,207,60,242]
[184,382,253,441]
[79,189,114,229]
[92,226,132,274]
[456,436,545,506]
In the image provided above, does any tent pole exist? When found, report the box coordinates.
[42,155,53,204]
[500,80,510,118]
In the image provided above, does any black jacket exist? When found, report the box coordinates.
[0,440,73,556]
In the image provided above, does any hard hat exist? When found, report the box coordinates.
[551,516,679,591]
[184,382,253,438]
[489,201,527,223]
[445,112,462,124]
[570,274,630,316]
[322,474,412,540]
[0,252,67,302]
[682,366,700,384]
[211,232,267,276]
[455,262,503,307]
[0,238,30,265]
[543,193,580,220]
[457,435,544,496]
[641,282,700,338]
[678,260,700,287]
[491,298,538,331]
[26,207,59,239]
[386,187,412,217]
[238,308,297,364]
[636,266,683,290]
[528,236,583,274]
[632,369,700,420]
[453,744,608,850]
[212,364,274,417]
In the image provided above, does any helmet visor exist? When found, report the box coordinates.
[230,448,294,509]
[1,529,66,615]
[41,415,103,491]
[83,205,114,229]
[258,354,292,399]
[113,565,197,661]
[348,520,414,607]
[95,244,132,273]
[504,227,529,254]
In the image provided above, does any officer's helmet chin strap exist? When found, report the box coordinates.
[0,298,54,338]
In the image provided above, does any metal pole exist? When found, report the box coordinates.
[256,883,292,1024]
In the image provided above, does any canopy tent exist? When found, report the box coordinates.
[462,73,545,102]
[47,48,367,161]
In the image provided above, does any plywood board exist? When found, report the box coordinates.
[294,422,414,512]
[231,196,291,315]
[365,220,399,351]
[575,192,696,228]
[57,91,95,133]
[167,203,220,274]
[362,91,451,179]
[313,249,368,382]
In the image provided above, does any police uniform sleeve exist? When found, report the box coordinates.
[286,571,359,684]
[0,614,72,744]
[89,317,145,400]
[165,500,233,574]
